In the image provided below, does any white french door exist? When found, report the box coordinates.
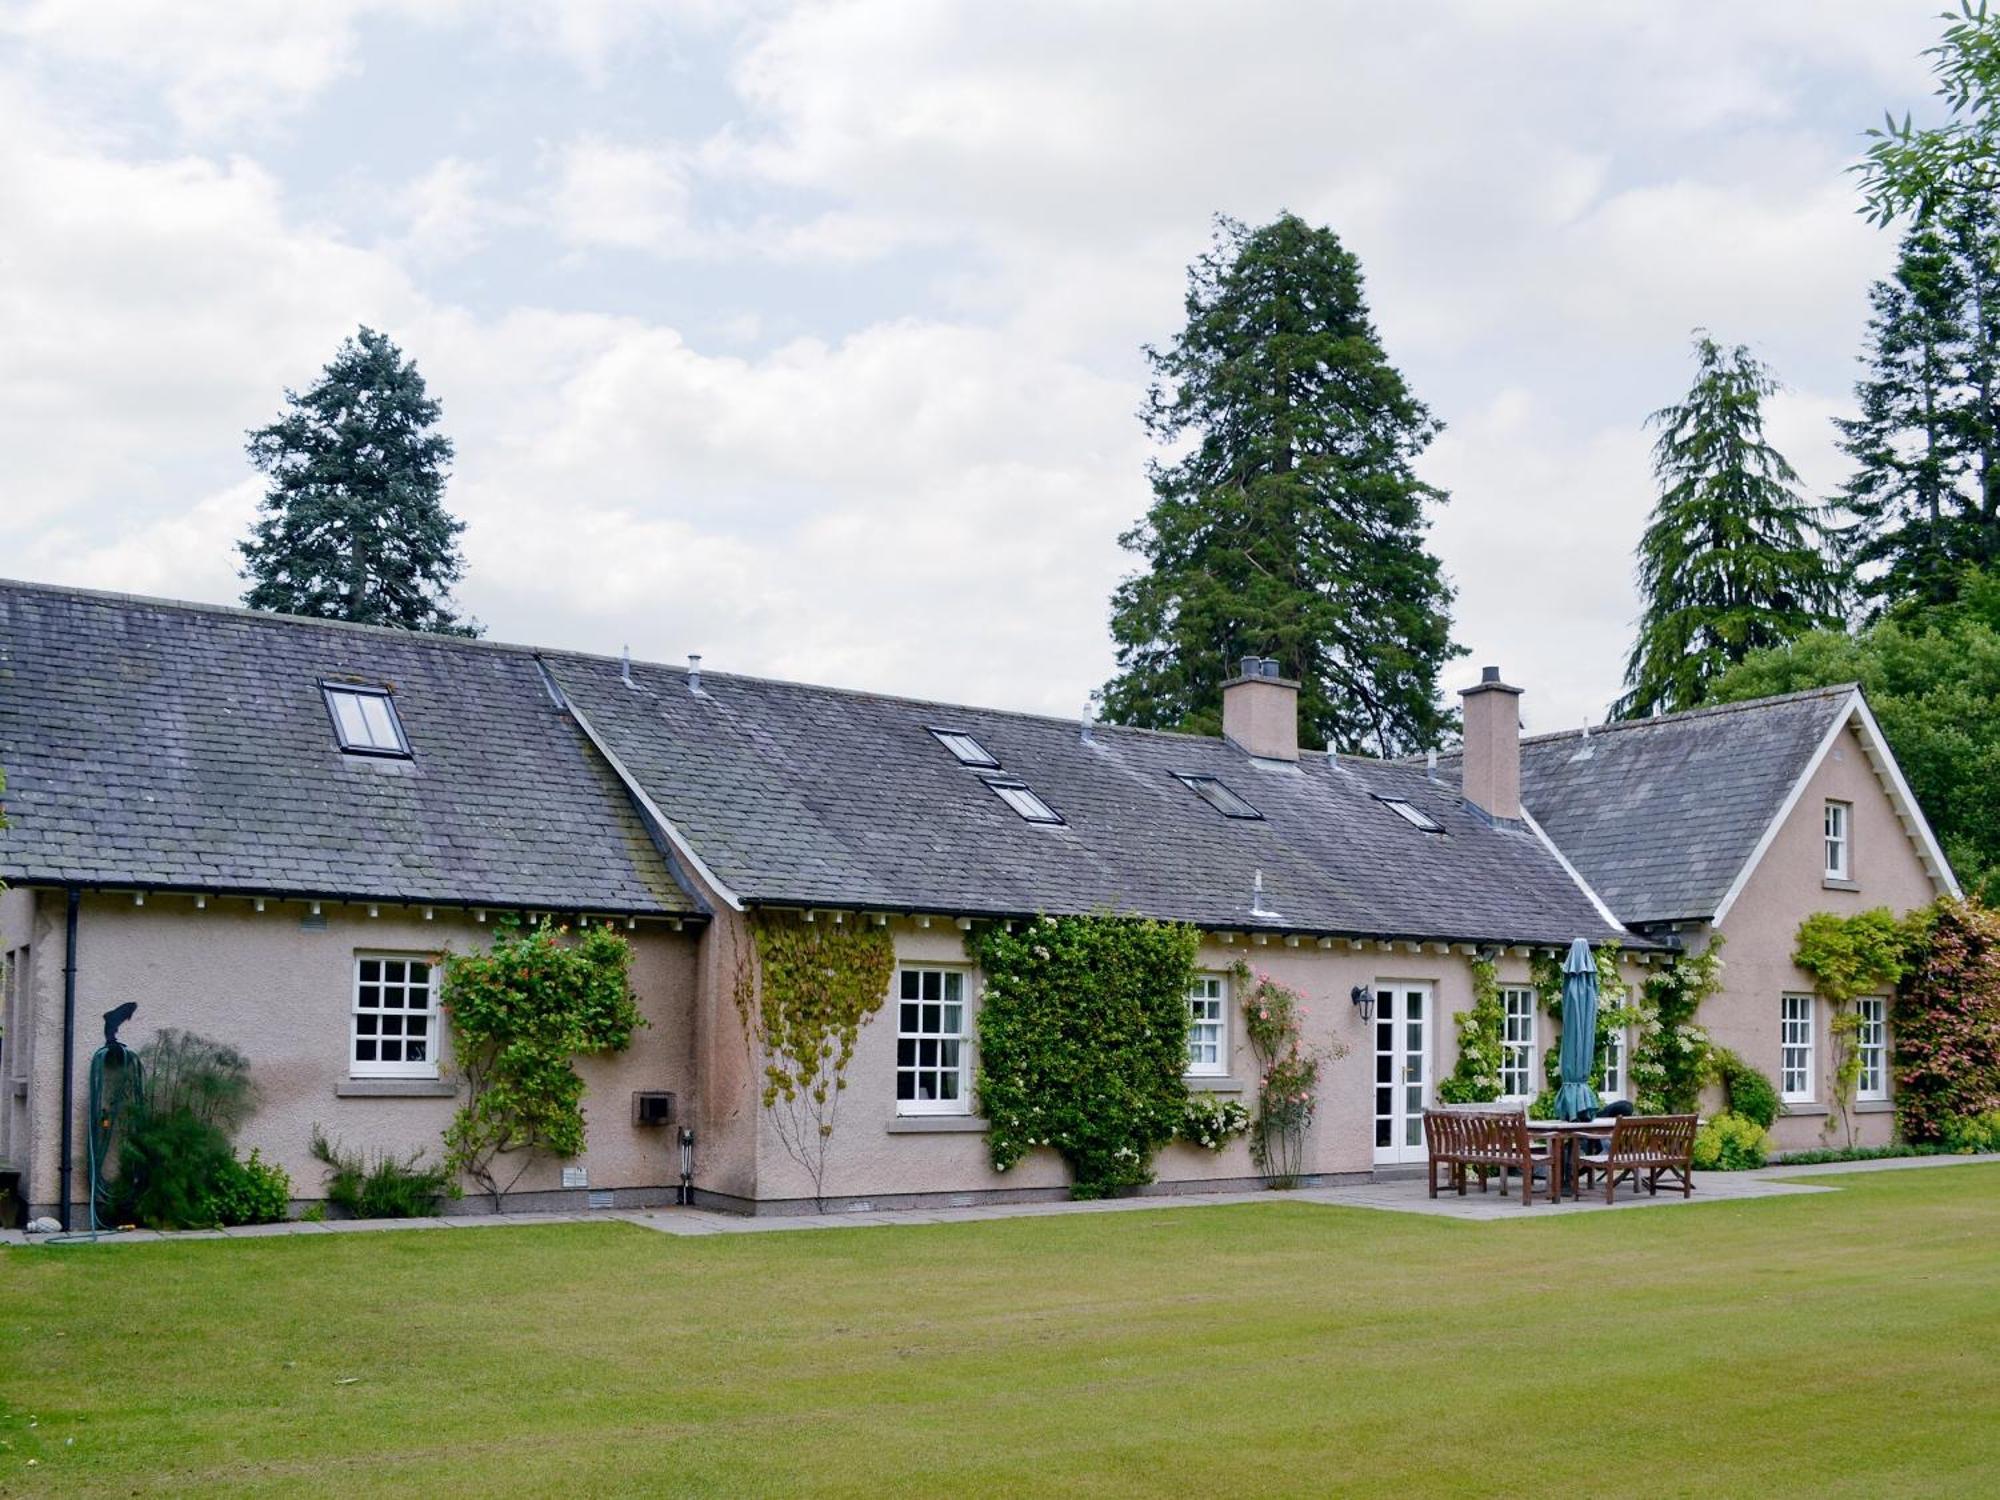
[1373,982,1433,1164]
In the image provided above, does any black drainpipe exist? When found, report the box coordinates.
[57,887,80,1231]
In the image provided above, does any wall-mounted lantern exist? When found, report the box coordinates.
[1350,984,1376,1023]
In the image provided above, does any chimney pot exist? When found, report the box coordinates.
[1458,665,1523,821]
[1240,655,1262,680]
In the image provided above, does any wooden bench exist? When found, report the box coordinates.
[1424,1108,1556,1206]
[1575,1114,1698,1202]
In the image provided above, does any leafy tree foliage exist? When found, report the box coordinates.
[441,919,643,1208]
[240,326,479,635]
[1708,568,2000,901]
[1857,1,2000,228]
[1616,335,1843,718]
[1101,214,1461,756]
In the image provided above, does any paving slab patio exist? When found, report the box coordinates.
[7,1153,1992,1246]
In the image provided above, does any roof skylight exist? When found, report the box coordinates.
[929,727,999,768]
[1175,773,1262,820]
[984,777,1063,825]
[1377,796,1443,833]
[324,684,411,758]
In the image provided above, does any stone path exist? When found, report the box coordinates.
[8,1153,1992,1246]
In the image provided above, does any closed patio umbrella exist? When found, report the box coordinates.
[1554,938,1601,1122]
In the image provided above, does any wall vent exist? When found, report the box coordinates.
[632,1090,675,1126]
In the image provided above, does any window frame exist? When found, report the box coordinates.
[1186,973,1228,1077]
[1856,996,1889,1101]
[1174,773,1263,821]
[1498,985,1537,1100]
[1781,994,1815,1103]
[928,726,999,768]
[983,777,1065,825]
[1824,799,1851,880]
[350,952,440,1079]
[1601,1024,1627,1101]
[1375,795,1444,833]
[894,965,973,1116]
[323,682,413,759]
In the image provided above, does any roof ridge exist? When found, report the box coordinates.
[1519,684,1858,747]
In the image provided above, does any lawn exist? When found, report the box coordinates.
[2,1167,1996,1498]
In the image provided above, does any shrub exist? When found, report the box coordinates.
[1939,1109,2000,1154]
[1894,899,2000,1142]
[1179,1093,1251,1151]
[110,1030,261,1229]
[1692,1112,1772,1171]
[112,1108,237,1229]
[209,1149,292,1226]
[1707,1047,1780,1129]
[973,914,1200,1199]
[311,1128,455,1219]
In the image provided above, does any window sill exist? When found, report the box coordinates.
[1184,1076,1246,1094]
[1821,877,1861,892]
[885,1116,988,1134]
[337,1078,456,1098]
[1780,1102,1828,1117]
[1855,1099,1895,1114]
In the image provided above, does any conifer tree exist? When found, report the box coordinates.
[240,327,479,636]
[1101,213,1460,757]
[1616,335,1842,719]
[1837,221,1970,615]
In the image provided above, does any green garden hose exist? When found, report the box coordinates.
[42,1033,142,1246]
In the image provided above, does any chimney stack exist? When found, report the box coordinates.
[1458,665,1523,822]
[1222,655,1299,762]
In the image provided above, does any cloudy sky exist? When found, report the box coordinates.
[0,1,1949,736]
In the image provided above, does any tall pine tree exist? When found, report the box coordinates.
[1838,221,1971,615]
[1100,214,1459,757]
[1616,335,1842,719]
[240,327,479,635]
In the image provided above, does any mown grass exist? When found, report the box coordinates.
[2,1167,1996,1497]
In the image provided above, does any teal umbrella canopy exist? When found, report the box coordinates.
[1554,938,1601,1121]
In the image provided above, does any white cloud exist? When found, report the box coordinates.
[0,0,1962,731]
[549,138,697,254]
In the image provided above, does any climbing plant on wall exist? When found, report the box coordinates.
[1892,898,2000,1143]
[1794,908,1912,1147]
[1529,945,1634,1118]
[972,914,1199,1199]
[1630,940,1723,1116]
[1439,957,1504,1104]
[1234,965,1343,1187]
[441,919,644,1209]
[734,911,896,1211]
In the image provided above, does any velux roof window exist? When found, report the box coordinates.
[1376,795,1443,833]
[1175,773,1262,820]
[984,778,1064,825]
[929,727,999,768]
[324,683,411,758]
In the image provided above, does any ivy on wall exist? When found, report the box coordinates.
[1438,957,1504,1104]
[1794,908,1911,1147]
[734,911,896,1211]
[441,919,643,1208]
[972,914,1199,1199]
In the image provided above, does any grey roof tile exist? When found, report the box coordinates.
[0,579,697,916]
[546,653,1635,948]
[1439,687,1853,926]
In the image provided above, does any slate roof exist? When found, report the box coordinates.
[1467,686,1856,926]
[545,651,1637,948]
[0,579,698,916]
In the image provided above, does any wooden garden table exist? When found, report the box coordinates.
[1524,1118,1617,1200]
